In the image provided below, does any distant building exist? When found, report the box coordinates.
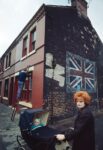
[0,0,103,120]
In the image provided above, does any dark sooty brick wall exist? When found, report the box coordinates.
[44,5,103,119]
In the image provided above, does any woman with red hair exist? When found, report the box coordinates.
[56,91,95,150]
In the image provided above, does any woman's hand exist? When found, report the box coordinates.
[69,127,74,130]
[56,134,65,141]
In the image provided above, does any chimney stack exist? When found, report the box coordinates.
[71,0,88,17]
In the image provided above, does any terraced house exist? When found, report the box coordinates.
[0,0,103,121]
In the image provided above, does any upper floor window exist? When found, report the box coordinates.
[5,52,11,69]
[0,59,4,72]
[29,28,36,52]
[8,52,11,67]
[6,55,8,69]
[0,63,2,73]
[22,36,28,57]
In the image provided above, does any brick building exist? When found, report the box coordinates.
[0,0,103,121]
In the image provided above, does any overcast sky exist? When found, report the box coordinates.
[0,0,103,57]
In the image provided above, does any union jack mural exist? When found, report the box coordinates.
[66,52,96,93]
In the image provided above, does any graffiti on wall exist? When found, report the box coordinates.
[66,52,96,93]
[45,53,65,87]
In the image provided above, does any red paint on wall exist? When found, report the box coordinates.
[31,62,44,108]
[12,77,18,106]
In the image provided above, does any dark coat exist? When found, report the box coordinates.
[18,71,27,82]
[65,106,95,150]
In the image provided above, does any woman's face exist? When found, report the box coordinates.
[76,97,85,109]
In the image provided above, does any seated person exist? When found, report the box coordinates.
[31,118,44,131]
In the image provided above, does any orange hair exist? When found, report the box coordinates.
[73,91,91,105]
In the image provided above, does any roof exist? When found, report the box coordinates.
[0,4,102,59]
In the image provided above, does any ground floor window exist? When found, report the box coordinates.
[21,72,32,101]
[4,79,9,97]
[0,81,2,95]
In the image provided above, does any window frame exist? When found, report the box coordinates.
[5,52,11,69]
[21,71,32,101]
[4,79,9,97]
[22,36,28,57]
[29,28,36,52]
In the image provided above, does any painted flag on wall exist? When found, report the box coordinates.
[66,52,96,93]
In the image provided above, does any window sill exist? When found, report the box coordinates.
[21,49,36,61]
[3,97,8,100]
[15,72,19,76]
[18,101,32,108]
[21,55,27,61]
[28,66,34,71]
[4,67,10,71]
[28,49,36,57]
[22,89,32,91]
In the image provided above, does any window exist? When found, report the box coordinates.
[0,81,2,95]
[29,28,36,52]
[4,79,9,97]
[1,59,4,72]
[5,52,11,69]
[29,72,32,90]
[21,72,32,101]
[22,36,28,57]
[0,62,3,73]
[28,72,32,100]
[8,52,11,66]
[5,55,8,69]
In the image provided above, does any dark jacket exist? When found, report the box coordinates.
[65,106,95,150]
[18,71,27,82]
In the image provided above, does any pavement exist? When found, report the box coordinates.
[0,103,103,150]
[0,103,20,150]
